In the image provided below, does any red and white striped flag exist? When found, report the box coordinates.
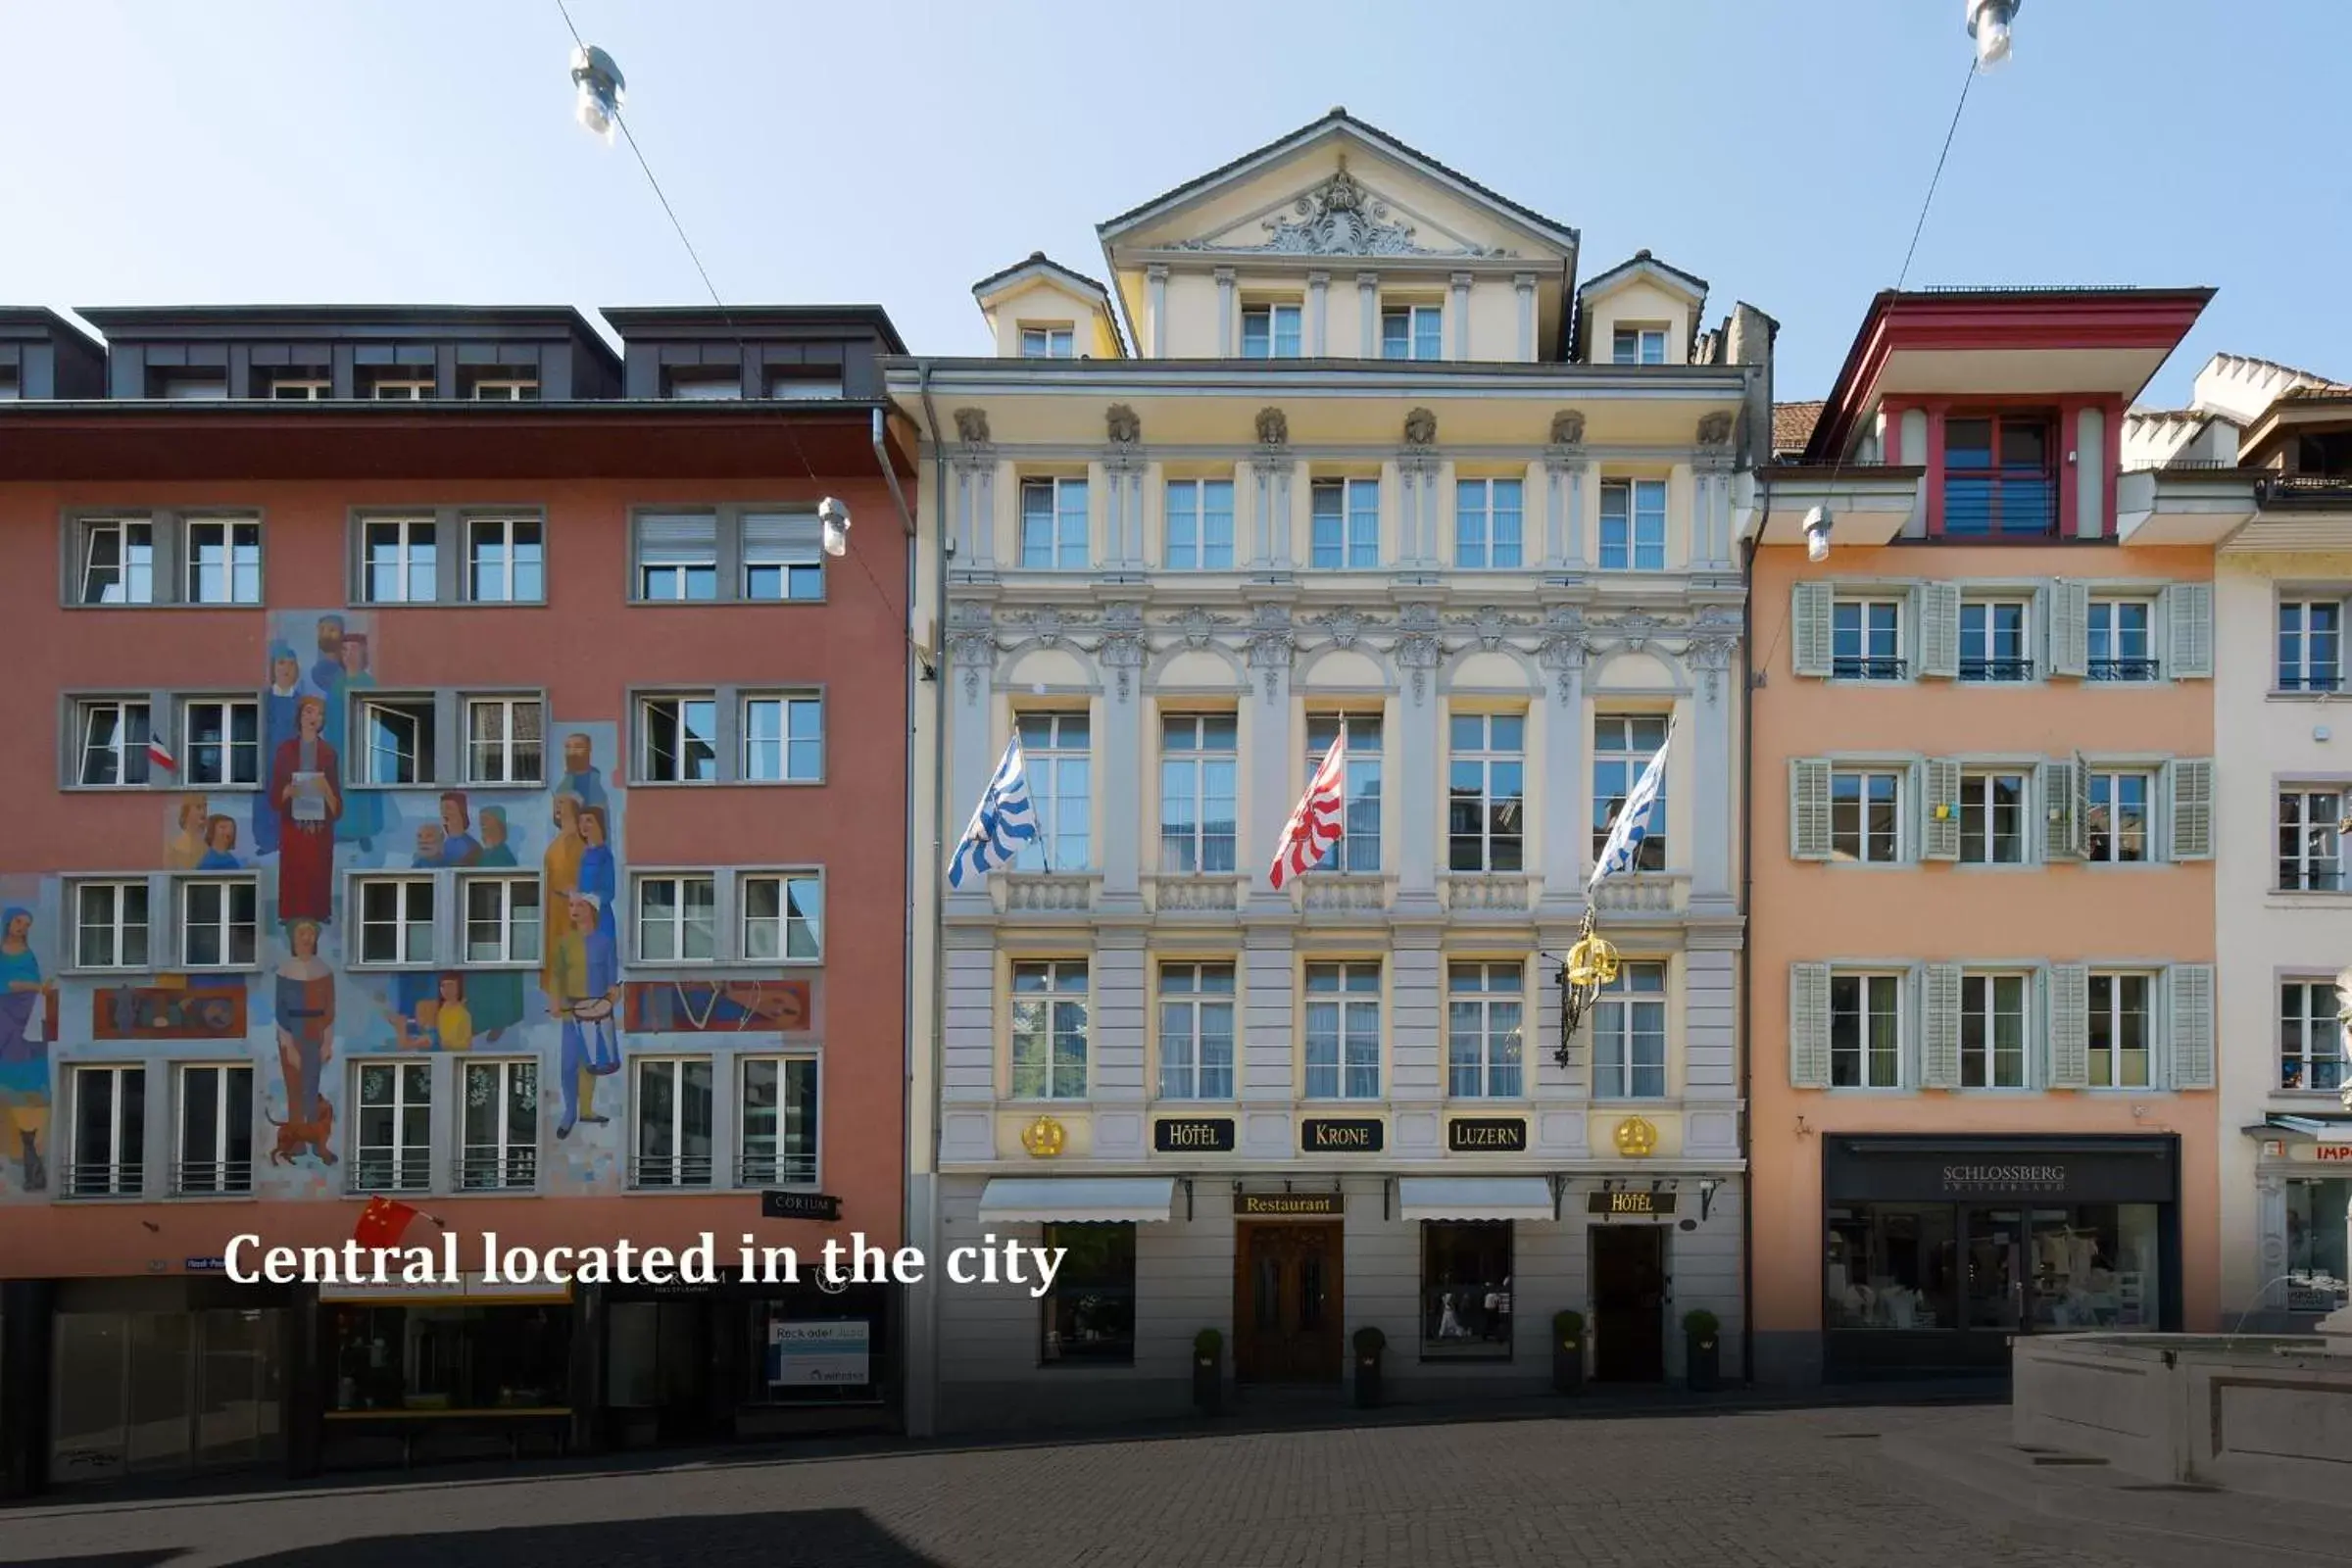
[145,736,175,774]
[1268,730,1348,890]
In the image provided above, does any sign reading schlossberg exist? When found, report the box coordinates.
[1939,1162,2068,1195]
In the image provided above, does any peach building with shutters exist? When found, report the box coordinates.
[1745,287,2227,1385]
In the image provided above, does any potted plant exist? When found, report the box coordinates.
[1352,1325,1386,1409]
[1193,1328,1223,1415]
[1551,1309,1586,1395]
[1683,1308,1722,1392]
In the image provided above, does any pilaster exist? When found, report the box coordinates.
[1356,271,1379,358]
[1146,265,1169,359]
[1306,271,1330,357]
[1214,268,1237,358]
[1513,272,1538,362]
[1449,270,1473,360]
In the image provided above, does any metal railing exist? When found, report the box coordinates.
[66,1161,142,1198]
[456,1149,538,1193]
[2263,473,2352,502]
[1960,658,2036,683]
[2088,658,2161,682]
[173,1159,254,1196]
[735,1152,818,1188]
[1833,656,1908,680]
[346,1152,432,1195]
[630,1153,716,1190]
[1940,475,2057,537]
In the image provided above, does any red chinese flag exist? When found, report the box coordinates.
[352,1195,419,1250]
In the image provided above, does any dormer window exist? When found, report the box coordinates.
[269,374,330,400]
[1941,413,2055,537]
[1380,305,1442,362]
[465,368,540,401]
[155,372,227,401]
[766,371,843,400]
[1020,325,1075,359]
[1242,305,1302,360]
[0,368,23,400]
[1612,326,1668,366]
[365,370,436,401]
[663,368,742,400]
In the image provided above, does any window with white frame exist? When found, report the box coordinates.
[467,515,544,603]
[2281,979,2344,1093]
[460,1058,538,1191]
[742,512,825,602]
[365,370,435,400]
[1011,960,1089,1101]
[2088,598,2157,681]
[77,517,155,604]
[69,1064,145,1197]
[1310,477,1380,568]
[1305,712,1383,873]
[1612,325,1668,366]
[1592,714,1669,871]
[2280,600,2344,693]
[361,517,437,604]
[1159,713,1238,874]
[156,371,226,400]
[356,877,435,966]
[175,1063,252,1195]
[1447,712,1525,873]
[766,369,843,399]
[466,371,540,401]
[73,880,148,970]
[742,693,822,782]
[1833,599,1905,680]
[662,368,740,400]
[177,878,256,969]
[1447,962,1525,1099]
[740,1056,818,1185]
[2087,971,2152,1088]
[182,516,262,605]
[1959,599,2033,682]
[1164,478,1235,570]
[357,697,435,786]
[635,513,719,601]
[1242,304,1302,359]
[1304,962,1381,1100]
[1455,478,1524,569]
[740,872,820,961]
[1960,973,2030,1089]
[1019,477,1089,569]
[1015,712,1091,871]
[464,696,543,784]
[352,1061,431,1192]
[181,698,259,787]
[269,374,329,400]
[463,875,542,965]
[1959,770,2030,865]
[1591,961,1666,1100]
[1019,325,1075,359]
[633,1057,714,1186]
[635,873,717,963]
[2086,769,2152,864]
[639,693,719,783]
[2279,788,2346,892]
[1831,768,1903,863]
[1381,304,1443,360]
[74,698,151,787]
[1157,962,1234,1101]
[1831,973,1902,1089]
[1598,479,1666,571]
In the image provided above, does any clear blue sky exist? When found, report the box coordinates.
[5,0,2345,405]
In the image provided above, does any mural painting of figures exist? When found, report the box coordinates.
[255,641,304,857]
[468,807,526,1041]
[435,793,482,867]
[270,694,340,925]
[270,918,336,1165]
[558,732,611,813]
[383,972,473,1053]
[0,906,54,1191]
[552,893,621,1138]
[541,792,597,1123]
[166,797,210,871]
[198,814,242,869]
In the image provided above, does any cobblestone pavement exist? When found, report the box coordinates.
[3,1406,2174,1568]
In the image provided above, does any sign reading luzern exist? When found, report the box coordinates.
[1239,1192,1344,1217]
[1447,1117,1528,1152]
[1588,1190,1678,1216]
[1154,1117,1237,1153]
[1300,1118,1385,1153]
[761,1190,843,1222]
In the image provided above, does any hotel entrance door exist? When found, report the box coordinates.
[1233,1223,1343,1383]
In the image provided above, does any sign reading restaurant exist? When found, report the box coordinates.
[1300,1118,1384,1153]
[1238,1192,1344,1217]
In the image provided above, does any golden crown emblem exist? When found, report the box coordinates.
[1020,1115,1066,1158]
[1613,1115,1658,1158]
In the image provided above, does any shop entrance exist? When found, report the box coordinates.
[1233,1223,1343,1384]
[1591,1225,1666,1383]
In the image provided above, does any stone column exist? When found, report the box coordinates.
[1243,611,1297,914]
[952,450,996,569]
[1514,272,1538,362]
[1264,457,1296,569]
[1307,271,1330,357]
[1687,635,1738,912]
[1449,271,1473,360]
[1394,609,1443,913]
[1214,268,1237,358]
[1356,271,1380,358]
[1099,613,1147,913]
[945,616,1000,916]
[1146,265,1169,358]
[1537,635,1588,914]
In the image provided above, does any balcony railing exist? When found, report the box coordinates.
[456,1149,538,1193]
[1960,658,2035,683]
[1833,656,1908,680]
[2262,473,2352,507]
[1589,873,1690,915]
[1444,873,1531,914]
[736,1152,818,1188]
[1941,474,2058,537]
[2088,658,2161,682]
[630,1153,715,1190]
[1300,874,1391,913]
[999,872,1098,914]
[66,1160,142,1198]
[173,1159,254,1197]
[1151,874,1239,914]
[347,1152,432,1195]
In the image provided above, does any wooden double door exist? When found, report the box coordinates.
[1233,1222,1343,1383]
[1592,1224,1667,1382]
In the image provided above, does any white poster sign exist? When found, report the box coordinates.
[766,1320,870,1387]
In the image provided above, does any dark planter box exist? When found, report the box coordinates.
[1353,1355,1381,1409]
[1687,1336,1720,1392]
[1552,1341,1584,1395]
[1193,1356,1221,1415]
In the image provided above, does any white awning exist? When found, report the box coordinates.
[1396,1177,1554,1222]
[977,1177,1178,1224]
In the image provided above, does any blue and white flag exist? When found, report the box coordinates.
[1590,730,1670,890]
[948,737,1040,889]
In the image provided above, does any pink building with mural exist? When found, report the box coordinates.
[0,305,918,1493]
[1747,288,2229,1384]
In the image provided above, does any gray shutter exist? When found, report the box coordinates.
[2167,758,2214,861]
[1789,963,1833,1089]
[2167,963,2216,1090]
[2045,963,2089,1089]
[1920,963,1963,1090]
[1921,758,1962,861]
[2049,580,2089,678]
[1918,582,1961,678]
[741,511,822,562]
[2041,758,2082,859]
[636,512,719,564]
[1789,759,1833,860]
[1791,581,1834,678]
[2073,752,2093,859]
[2168,582,2214,678]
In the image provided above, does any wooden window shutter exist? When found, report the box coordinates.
[2049,580,2089,678]
[1918,582,1961,678]
[2167,758,2214,861]
[1921,758,1962,861]
[2167,963,2216,1090]
[2167,582,2214,678]
[2040,758,2082,860]
[1920,963,1963,1090]
[1788,963,1833,1089]
[1789,759,1833,860]
[1791,582,1834,678]
[2044,963,2089,1089]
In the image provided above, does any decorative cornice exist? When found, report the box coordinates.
[1165,157,1514,260]
[1305,605,1388,649]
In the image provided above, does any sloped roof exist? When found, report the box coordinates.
[1580,250,1709,303]
[1773,401,1824,454]
[971,252,1111,305]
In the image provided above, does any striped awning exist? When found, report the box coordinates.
[1396,1177,1554,1223]
[977,1177,1178,1224]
